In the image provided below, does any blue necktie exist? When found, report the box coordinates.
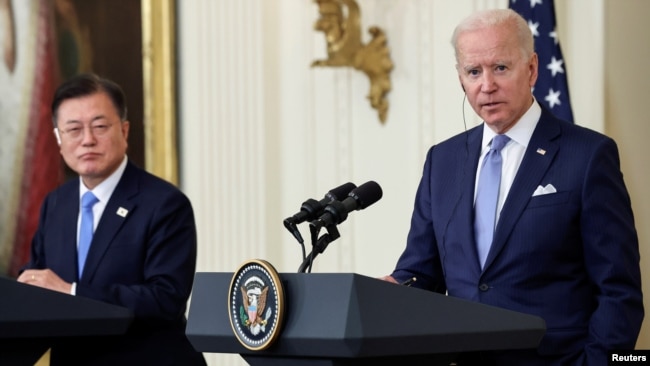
[78,191,99,279]
[474,134,510,269]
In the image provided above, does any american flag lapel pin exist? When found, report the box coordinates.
[536,148,546,155]
[116,207,129,217]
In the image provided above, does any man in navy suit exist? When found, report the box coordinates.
[382,9,643,365]
[17,74,206,365]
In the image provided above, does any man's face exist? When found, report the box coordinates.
[456,23,538,134]
[55,92,129,189]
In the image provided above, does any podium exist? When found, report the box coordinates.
[0,276,133,366]
[186,272,546,366]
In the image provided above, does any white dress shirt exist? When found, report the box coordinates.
[474,100,541,225]
[71,156,128,294]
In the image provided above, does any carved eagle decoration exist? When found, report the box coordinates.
[240,285,269,327]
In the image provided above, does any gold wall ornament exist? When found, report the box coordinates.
[311,0,393,123]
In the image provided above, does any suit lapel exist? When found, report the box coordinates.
[57,182,82,282]
[80,163,139,283]
[483,111,561,271]
[443,127,484,271]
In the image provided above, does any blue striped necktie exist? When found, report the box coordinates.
[78,191,99,279]
[474,134,510,269]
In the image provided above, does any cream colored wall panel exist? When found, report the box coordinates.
[179,0,269,274]
[557,0,605,132]
[604,0,650,349]
[178,0,269,361]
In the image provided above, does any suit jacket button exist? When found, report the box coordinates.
[479,283,489,291]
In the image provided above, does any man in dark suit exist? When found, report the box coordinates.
[382,9,643,365]
[17,73,206,365]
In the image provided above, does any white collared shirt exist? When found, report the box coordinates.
[72,156,128,294]
[77,155,128,247]
[474,101,541,225]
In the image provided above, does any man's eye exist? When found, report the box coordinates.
[67,127,82,134]
[92,125,110,134]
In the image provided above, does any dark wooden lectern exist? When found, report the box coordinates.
[186,272,546,366]
[0,276,133,366]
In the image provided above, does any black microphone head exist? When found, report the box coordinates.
[348,181,382,209]
[326,182,356,201]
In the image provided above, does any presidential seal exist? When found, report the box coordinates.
[228,259,285,351]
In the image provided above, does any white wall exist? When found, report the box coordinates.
[177,1,648,364]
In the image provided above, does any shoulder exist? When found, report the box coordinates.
[553,119,619,159]
[42,177,78,204]
[133,164,180,190]
[425,125,481,160]
[123,162,179,189]
[438,125,481,148]
[540,107,612,144]
[120,162,192,204]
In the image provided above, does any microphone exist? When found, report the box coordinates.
[284,182,357,225]
[283,182,357,243]
[310,181,382,230]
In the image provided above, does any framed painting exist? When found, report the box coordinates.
[0,0,178,276]
[59,0,178,184]
[141,0,178,185]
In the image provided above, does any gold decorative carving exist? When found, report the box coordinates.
[311,0,393,123]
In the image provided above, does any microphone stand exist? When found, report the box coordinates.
[297,223,340,273]
[284,219,306,262]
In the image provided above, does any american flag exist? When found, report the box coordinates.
[510,0,574,123]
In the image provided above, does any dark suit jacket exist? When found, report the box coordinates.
[25,161,205,365]
[391,108,643,365]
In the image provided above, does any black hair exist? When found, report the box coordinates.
[51,73,128,127]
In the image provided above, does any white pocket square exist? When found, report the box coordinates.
[532,184,557,197]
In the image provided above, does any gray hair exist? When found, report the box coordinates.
[451,9,534,62]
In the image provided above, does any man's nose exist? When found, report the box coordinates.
[480,73,497,93]
[80,125,98,144]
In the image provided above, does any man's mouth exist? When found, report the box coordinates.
[79,153,100,160]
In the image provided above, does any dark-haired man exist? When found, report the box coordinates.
[18,73,206,365]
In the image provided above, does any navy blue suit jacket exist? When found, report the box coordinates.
[392,108,643,365]
[25,161,205,365]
